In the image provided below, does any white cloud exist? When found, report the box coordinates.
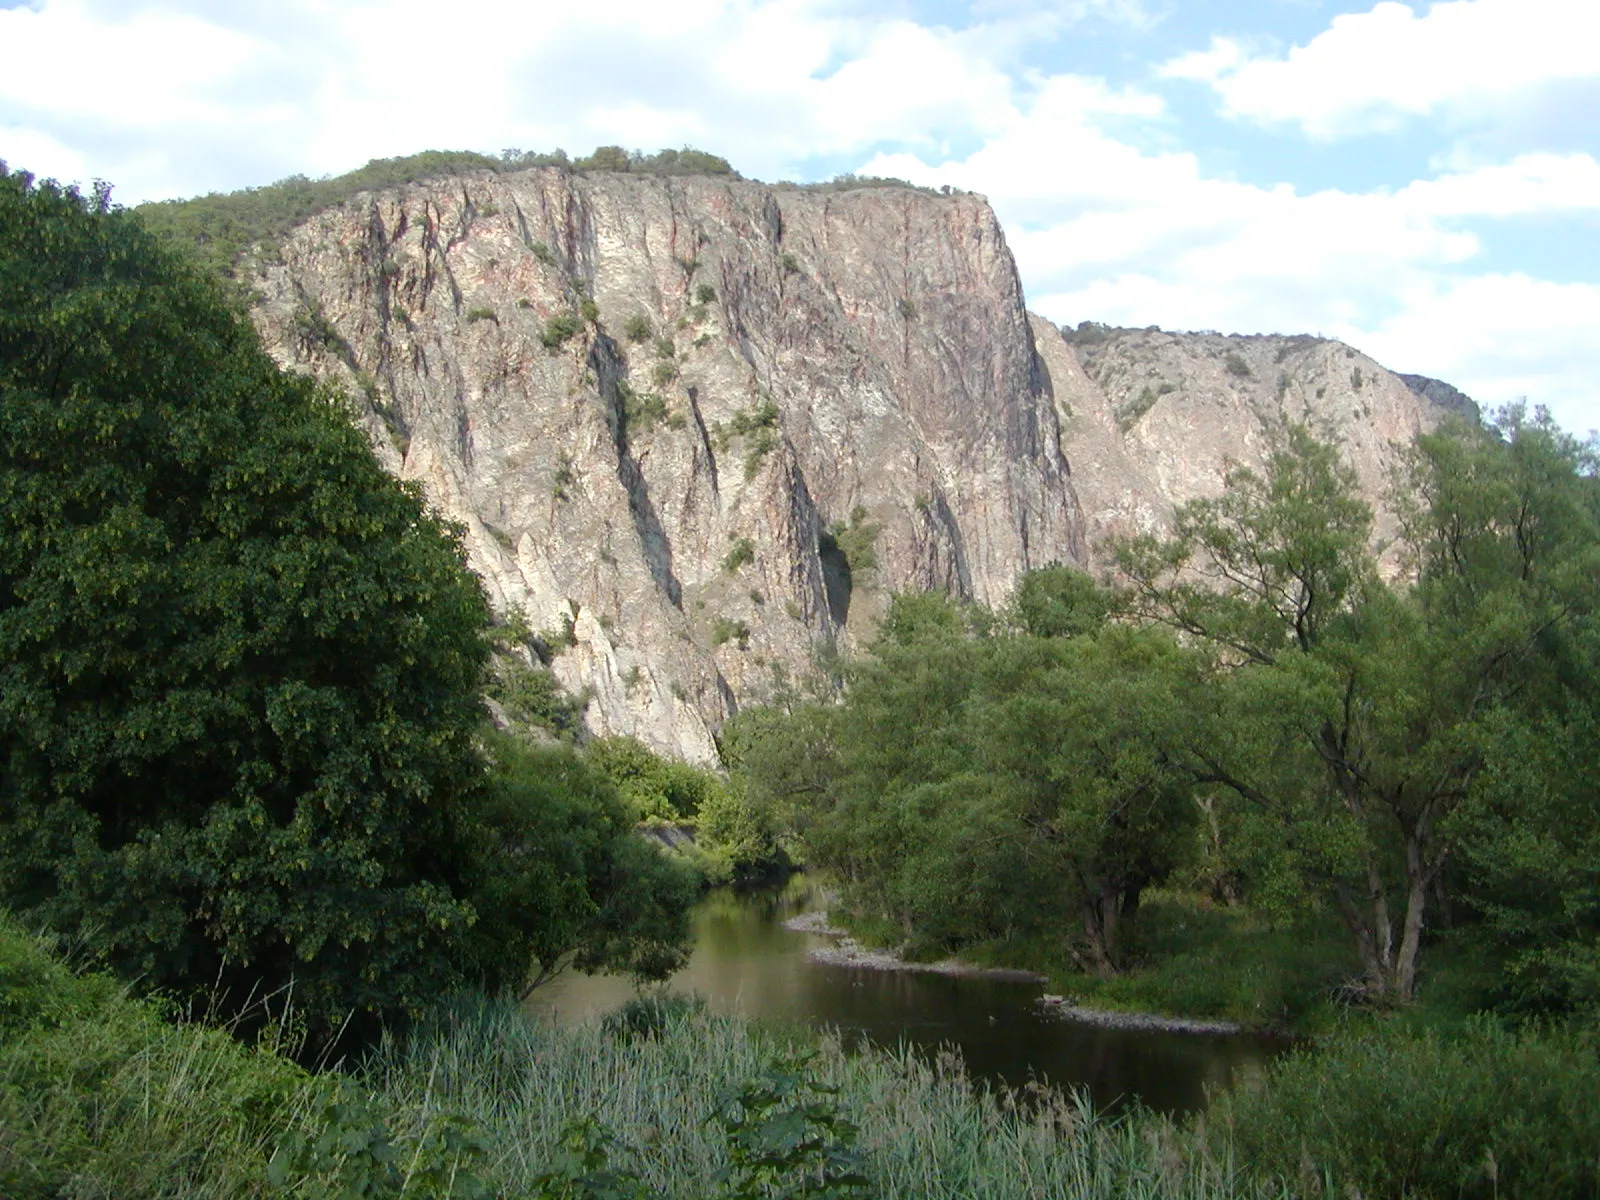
[863,76,1600,431]
[0,0,1044,201]
[1161,0,1600,139]
[1,0,1595,433]
[1353,274,1600,434]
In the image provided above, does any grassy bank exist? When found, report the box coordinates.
[7,910,1599,1199]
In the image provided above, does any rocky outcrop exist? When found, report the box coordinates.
[1037,323,1474,563]
[248,170,1083,761]
[245,168,1469,762]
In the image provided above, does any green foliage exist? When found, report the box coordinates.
[553,451,576,500]
[464,304,498,324]
[268,1078,496,1200]
[623,313,654,343]
[528,1117,652,1200]
[137,147,738,282]
[696,283,718,305]
[1217,1018,1600,1200]
[796,590,1199,964]
[723,536,757,573]
[572,146,737,177]
[617,382,669,438]
[827,507,881,577]
[293,300,345,352]
[587,735,725,824]
[488,655,585,738]
[0,167,496,1044]
[897,297,917,321]
[373,993,1294,1200]
[713,617,753,650]
[652,359,679,387]
[710,1053,871,1200]
[580,298,600,324]
[136,150,508,280]
[465,732,696,990]
[1117,416,1600,1003]
[599,991,708,1043]
[1223,351,1252,378]
[542,311,584,350]
[1007,564,1112,638]
[781,252,800,274]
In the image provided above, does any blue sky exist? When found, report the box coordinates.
[3,0,1598,432]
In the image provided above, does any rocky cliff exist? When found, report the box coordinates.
[244,168,1468,761]
[248,170,1082,761]
[1033,322,1475,562]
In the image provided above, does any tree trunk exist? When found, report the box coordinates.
[1395,826,1433,1000]
[1081,892,1121,974]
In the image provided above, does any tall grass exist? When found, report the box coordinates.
[368,995,1303,1199]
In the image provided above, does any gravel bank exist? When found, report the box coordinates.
[783,911,1046,982]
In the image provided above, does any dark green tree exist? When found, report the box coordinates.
[1118,418,1600,1000]
[0,167,537,1039]
[466,733,697,992]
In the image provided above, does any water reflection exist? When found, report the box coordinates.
[527,876,1285,1115]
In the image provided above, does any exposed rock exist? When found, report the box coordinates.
[784,912,1046,981]
[1040,323,1467,565]
[245,169,1465,762]
[248,168,1083,762]
[1035,994,1248,1035]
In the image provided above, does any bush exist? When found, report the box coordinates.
[541,311,583,350]
[1223,351,1252,378]
[623,312,654,343]
[722,535,756,572]
[712,617,752,650]
[600,991,708,1042]
[1216,1018,1600,1199]
[0,168,497,1046]
[465,304,498,324]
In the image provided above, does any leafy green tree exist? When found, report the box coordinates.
[1118,418,1600,1000]
[0,167,695,1040]
[967,628,1198,969]
[466,734,696,992]
[0,168,501,1036]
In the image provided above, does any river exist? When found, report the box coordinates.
[526,875,1288,1115]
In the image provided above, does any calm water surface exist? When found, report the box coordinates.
[527,876,1288,1115]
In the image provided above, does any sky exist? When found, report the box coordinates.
[3,0,1598,433]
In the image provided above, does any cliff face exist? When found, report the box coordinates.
[246,168,1468,761]
[248,170,1084,761]
[1035,322,1474,562]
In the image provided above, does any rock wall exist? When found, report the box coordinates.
[1037,321,1474,563]
[248,170,1084,761]
[246,168,1469,761]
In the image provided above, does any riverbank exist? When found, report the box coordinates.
[788,889,1363,1034]
[784,910,1046,982]
[788,909,1257,1034]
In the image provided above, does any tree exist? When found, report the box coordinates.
[968,627,1197,969]
[0,167,697,1042]
[1117,418,1600,1000]
[464,733,697,992]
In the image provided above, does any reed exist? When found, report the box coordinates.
[367,994,1304,1200]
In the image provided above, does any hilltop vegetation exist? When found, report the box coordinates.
[134,144,946,283]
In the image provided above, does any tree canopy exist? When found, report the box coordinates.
[0,166,693,1042]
